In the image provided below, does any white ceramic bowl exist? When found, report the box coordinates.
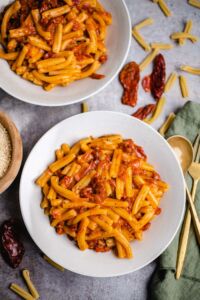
[20,111,185,277]
[0,0,131,106]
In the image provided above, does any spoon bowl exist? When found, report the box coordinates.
[167,135,194,173]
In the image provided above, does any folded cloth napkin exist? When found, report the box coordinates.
[149,101,200,300]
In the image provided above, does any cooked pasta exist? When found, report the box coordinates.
[0,0,112,91]
[36,135,169,259]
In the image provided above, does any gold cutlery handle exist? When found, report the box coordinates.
[185,184,200,244]
[176,207,192,279]
[176,180,200,279]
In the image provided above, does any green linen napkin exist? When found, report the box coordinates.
[149,101,200,300]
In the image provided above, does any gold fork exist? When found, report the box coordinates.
[176,134,200,279]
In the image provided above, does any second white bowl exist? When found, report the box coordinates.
[0,0,131,106]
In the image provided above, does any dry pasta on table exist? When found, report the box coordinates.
[36,135,169,259]
[0,0,112,91]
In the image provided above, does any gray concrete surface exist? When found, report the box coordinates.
[0,0,200,299]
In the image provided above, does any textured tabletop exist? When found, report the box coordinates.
[0,0,200,299]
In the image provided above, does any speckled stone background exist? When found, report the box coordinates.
[0,0,200,299]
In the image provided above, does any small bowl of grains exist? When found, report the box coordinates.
[0,111,23,194]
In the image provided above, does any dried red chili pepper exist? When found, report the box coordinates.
[132,104,156,120]
[151,54,166,100]
[142,75,151,93]
[1,220,25,268]
[119,62,140,107]
[90,73,105,80]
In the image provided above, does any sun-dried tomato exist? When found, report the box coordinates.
[80,187,93,198]
[73,44,89,60]
[43,52,54,59]
[132,104,156,120]
[134,144,147,160]
[119,62,140,107]
[75,160,98,182]
[152,171,161,181]
[94,246,110,252]
[120,139,135,154]
[56,223,65,235]
[155,207,162,215]
[45,16,65,33]
[90,73,105,80]
[60,176,73,189]
[142,75,151,93]
[73,0,81,5]
[151,54,166,100]
[142,222,151,231]
[39,0,60,13]
[72,20,81,31]
[1,220,25,268]
[89,239,110,252]
[91,176,107,202]
[99,54,107,64]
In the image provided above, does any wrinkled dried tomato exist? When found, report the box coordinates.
[120,139,135,154]
[132,104,156,120]
[119,62,140,107]
[90,73,105,80]
[72,20,81,31]
[45,15,65,33]
[155,207,162,215]
[99,54,107,64]
[1,220,25,268]
[142,222,151,231]
[151,54,166,100]
[73,0,81,5]
[91,176,107,202]
[60,176,73,189]
[142,75,151,93]
[134,144,147,160]
[40,0,60,13]
[80,187,93,198]
[43,52,54,59]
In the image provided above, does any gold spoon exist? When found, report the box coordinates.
[168,135,200,279]
[167,135,193,173]
[167,135,200,244]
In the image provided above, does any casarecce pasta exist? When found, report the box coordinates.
[36,135,169,259]
[0,0,112,91]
